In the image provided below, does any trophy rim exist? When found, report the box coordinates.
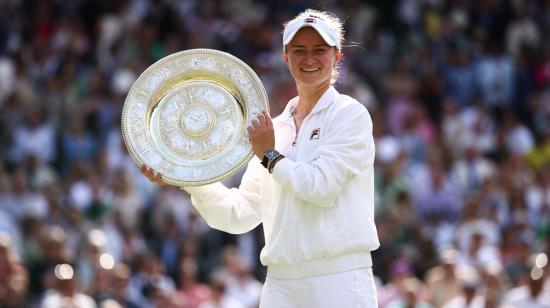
[121,48,269,186]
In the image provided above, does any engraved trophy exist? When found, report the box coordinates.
[121,49,269,186]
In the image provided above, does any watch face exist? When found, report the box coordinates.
[265,150,279,159]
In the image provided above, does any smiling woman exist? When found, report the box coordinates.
[284,27,339,91]
[142,8,380,308]
[283,10,344,86]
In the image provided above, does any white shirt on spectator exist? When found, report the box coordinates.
[40,290,97,308]
[199,296,245,308]
[442,294,486,308]
[10,122,56,164]
[506,124,535,155]
[501,285,550,308]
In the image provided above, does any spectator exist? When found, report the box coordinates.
[412,152,462,223]
[441,266,486,308]
[224,260,262,308]
[2,169,49,221]
[450,144,495,194]
[108,169,145,232]
[386,277,433,308]
[127,251,175,308]
[61,117,97,174]
[172,257,211,308]
[199,273,244,308]
[443,44,477,109]
[506,7,540,57]
[98,263,140,308]
[379,259,429,307]
[479,262,510,307]
[0,232,28,307]
[501,253,550,307]
[501,110,535,156]
[475,40,515,114]
[40,263,96,308]
[9,108,57,165]
[424,249,464,307]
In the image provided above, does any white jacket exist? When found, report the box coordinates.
[184,86,380,279]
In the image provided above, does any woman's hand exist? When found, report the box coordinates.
[247,111,275,159]
[140,165,165,186]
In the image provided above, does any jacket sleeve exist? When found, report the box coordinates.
[272,103,374,207]
[181,159,262,234]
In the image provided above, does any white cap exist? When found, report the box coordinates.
[283,15,341,50]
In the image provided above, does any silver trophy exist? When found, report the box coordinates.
[121,49,269,186]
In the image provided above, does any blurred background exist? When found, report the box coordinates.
[0,0,550,307]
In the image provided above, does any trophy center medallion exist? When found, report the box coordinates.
[150,79,242,164]
[184,109,208,131]
[181,106,214,138]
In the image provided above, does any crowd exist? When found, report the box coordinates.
[0,0,549,307]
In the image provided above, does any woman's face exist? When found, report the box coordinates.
[285,27,340,88]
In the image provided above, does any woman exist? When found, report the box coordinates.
[143,9,379,307]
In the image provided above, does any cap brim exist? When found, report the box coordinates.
[283,19,340,49]
[283,24,339,49]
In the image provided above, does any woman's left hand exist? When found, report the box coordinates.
[140,164,165,186]
[247,111,275,159]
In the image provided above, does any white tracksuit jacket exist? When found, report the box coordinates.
[183,86,380,279]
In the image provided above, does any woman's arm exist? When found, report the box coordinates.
[182,160,263,234]
[141,161,263,234]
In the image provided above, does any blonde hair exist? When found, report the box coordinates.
[283,9,345,84]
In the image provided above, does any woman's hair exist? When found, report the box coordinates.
[283,9,345,84]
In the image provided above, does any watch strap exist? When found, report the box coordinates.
[261,154,270,168]
[268,154,284,174]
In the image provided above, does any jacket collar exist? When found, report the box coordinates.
[282,86,339,122]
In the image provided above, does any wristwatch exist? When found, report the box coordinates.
[261,149,282,169]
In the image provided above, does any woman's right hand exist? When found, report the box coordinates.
[140,165,165,186]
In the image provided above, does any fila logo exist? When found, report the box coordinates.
[310,128,320,140]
